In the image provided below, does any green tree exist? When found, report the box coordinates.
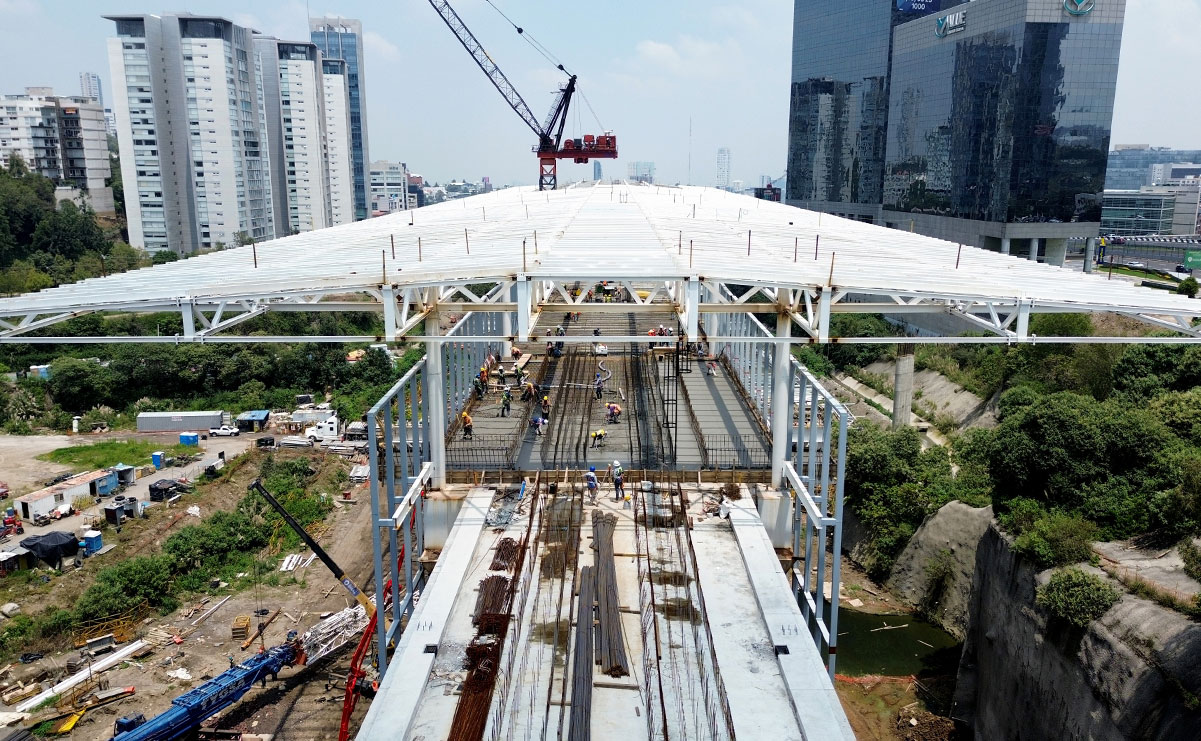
[31,201,108,261]
[48,357,114,412]
[1177,277,1198,299]
[151,250,180,265]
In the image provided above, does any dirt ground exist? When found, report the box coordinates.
[837,680,958,741]
[2,448,382,740]
[0,433,76,493]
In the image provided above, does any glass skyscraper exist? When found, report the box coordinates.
[310,17,370,221]
[787,0,1126,257]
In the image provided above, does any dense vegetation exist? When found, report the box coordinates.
[0,153,151,294]
[826,312,1201,583]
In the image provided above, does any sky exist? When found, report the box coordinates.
[0,0,1198,187]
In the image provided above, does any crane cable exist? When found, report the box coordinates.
[484,0,571,75]
[484,0,606,132]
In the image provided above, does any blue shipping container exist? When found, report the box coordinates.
[180,433,199,446]
[152,451,165,469]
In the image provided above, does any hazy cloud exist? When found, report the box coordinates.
[363,30,401,63]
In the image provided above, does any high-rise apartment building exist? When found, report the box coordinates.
[310,17,370,221]
[593,160,602,181]
[106,14,276,253]
[322,59,355,226]
[716,147,731,190]
[787,0,1125,259]
[256,38,335,234]
[1,88,114,214]
[78,73,103,107]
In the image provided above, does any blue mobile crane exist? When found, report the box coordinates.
[110,640,304,740]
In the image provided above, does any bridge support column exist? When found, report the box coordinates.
[1084,237,1096,273]
[425,308,447,488]
[893,343,915,429]
[770,313,792,488]
[1028,238,1040,262]
[1000,237,1011,256]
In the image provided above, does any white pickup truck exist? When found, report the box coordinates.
[208,425,240,437]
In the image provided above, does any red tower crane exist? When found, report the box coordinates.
[428,0,617,190]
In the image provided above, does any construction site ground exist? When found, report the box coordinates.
[0,447,381,740]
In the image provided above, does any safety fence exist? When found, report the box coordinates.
[702,433,770,469]
[446,434,513,470]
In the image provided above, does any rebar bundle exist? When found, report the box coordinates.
[474,574,513,635]
[592,512,630,677]
[491,537,520,570]
[567,565,596,741]
[450,635,502,740]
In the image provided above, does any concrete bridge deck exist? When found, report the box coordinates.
[356,478,853,740]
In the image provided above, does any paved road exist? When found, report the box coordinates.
[7,433,257,542]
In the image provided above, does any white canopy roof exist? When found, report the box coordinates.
[0,182,1196,342]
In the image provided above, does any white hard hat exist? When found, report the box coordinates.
[613,460,620,467]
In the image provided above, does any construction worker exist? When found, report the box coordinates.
[541,395,551,417]
[584,466,599,504]
[530,415,545,436]
[479,365,489,385]
[511,346,523,361]
[609,460,625,501]
[461,412,473,440]
[499,388,512,417]
[472,376,486,400]
[495,364,506,384]
[593,327,601,337]
[522,382,536,402]
[594,375,604,400]
[606,402,622,424]
[590,428,606,448]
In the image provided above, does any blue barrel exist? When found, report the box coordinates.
[152,451,165,469]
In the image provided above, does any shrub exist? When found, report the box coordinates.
[1181,539,1201,584]
[1037,567,1118,628]
[1177,276,1198,298]
[1011,509,1097,569]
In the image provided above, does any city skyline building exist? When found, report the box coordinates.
[369,160,419,213]
[716,147,731,190]
[0,87,114,214]
[628,161,655,184]
[78,71,116,136]
[310,17,370,221]
[106,13,276,253]
[593,160,602,181]
[322,58,356,226]
[787,0,1126,260]
[1106,146,1201,189]
[256,38,334,235]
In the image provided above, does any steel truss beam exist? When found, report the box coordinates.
[0,275,1195,344]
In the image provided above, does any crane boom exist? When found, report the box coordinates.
[250,480,375,619]
[428,0,544,141]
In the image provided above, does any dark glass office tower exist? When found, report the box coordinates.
[310,17,370,221]
[785,1,947,215]
[787,0,1126,259]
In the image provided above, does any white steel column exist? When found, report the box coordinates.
[425,307,447,488]
[501,284,513,358]
[382,286,397,341]
[1084,237,1096,273]
[770,312,792,488]
[1000,237,1011,256]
